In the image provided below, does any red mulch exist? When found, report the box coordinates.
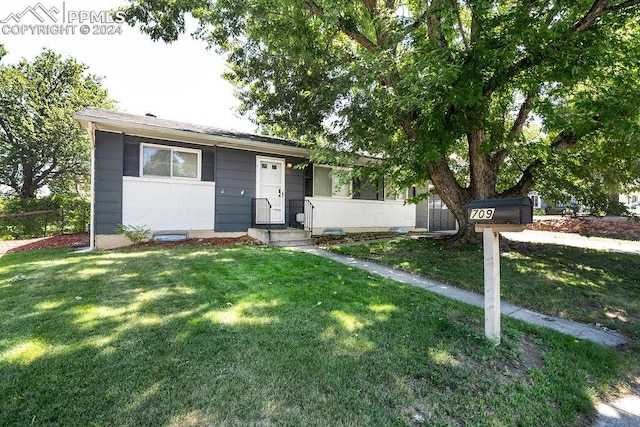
[0,234,263,254]
[124,235,263,250]
[2,233,90,254]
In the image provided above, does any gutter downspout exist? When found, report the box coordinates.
[88,121,95,250]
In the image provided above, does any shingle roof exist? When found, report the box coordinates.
[74,107,300,148]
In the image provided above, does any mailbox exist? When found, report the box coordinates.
[467,197,533,224]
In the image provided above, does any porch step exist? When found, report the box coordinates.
[269,238,316,247]
[248,228,316,247]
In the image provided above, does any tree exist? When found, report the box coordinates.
[121,0,640,241]
[0,49,113,198]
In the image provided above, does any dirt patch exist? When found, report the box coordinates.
[2,233,90,254]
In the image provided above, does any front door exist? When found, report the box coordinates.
[256,156,285,223]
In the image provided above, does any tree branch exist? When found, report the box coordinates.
[362,0,377,15]
[507,93,536,144]
[484,0,639,97]
[500,128,582,197]
[572,0,640,32]
[0,115,18,145]
[605,0,640,13]
[412,8,430,29]
[305,0,377,50]
[491,93,536,167]
[573,0,613,33]
[426,0,449,50]
[500,160,540,198]
[453,0,469,49]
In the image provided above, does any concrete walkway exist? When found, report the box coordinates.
[298,246,628,346]
[296,233,640,426]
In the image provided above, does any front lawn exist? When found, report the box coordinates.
[0,246,636,425]
[329,237,640,343]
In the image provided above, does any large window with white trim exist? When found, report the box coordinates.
[141,143,201,179]
[313,166,351,197]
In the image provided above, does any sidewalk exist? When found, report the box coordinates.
[298,246,628,346]
[296,234,640,427]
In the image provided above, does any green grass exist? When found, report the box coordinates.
[0,246,637,426]
[329,237,640,342]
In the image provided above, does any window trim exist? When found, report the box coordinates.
[313,165,352,198]
[139,143,202,180]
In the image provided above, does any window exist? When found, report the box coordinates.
[385,187,406,201]
[313,166,350,197]
[528,192,542,208]
[141,144,201,179]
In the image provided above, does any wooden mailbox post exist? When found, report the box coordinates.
[467,197,533,345]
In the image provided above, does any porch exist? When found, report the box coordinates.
[250,198,315,246]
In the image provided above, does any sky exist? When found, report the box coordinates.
[0,0,256,132]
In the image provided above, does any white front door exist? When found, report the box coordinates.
[256,156,285,223]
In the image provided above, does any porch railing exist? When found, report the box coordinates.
[288,199,314,232]
[251,198,271,228]
[252,198,314,232]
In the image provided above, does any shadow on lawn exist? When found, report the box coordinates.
[0,246,633,425]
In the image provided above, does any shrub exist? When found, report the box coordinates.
[114,224,150,244]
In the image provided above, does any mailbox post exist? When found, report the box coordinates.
[467,197,533,345]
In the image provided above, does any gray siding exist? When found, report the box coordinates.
[122,135,215,181]
[285,158,305,206]
[94,131,123,234]
[215,148,306,232]
[215,148,256,232]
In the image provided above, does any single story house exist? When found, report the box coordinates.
[74,107,456,249]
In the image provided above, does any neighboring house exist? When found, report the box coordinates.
[74,107,456,249]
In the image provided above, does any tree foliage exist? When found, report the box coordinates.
[0,49,113,198]
[121,0,640,239]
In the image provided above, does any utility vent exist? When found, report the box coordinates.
[151,231,188,242]
[322,228,345,236]
[390,227,409,234]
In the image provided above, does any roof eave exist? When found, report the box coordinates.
[73,112,310,158]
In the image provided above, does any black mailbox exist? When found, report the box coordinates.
[467,197,533,224]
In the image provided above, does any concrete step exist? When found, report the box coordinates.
[267,229,312,240]
[269,238,316,247]
[248,228,314,246]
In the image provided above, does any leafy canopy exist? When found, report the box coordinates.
[0,49,113,198]
[121,1,640,230]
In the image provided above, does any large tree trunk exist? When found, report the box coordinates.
[20,166,38,198]
[427,129,504,245]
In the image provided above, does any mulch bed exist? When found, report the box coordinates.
[2,234,90,254]
[315,231,428,245]
[1,234,263,254]
[124,235,263,250]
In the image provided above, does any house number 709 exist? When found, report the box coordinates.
[470,208,495,220]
